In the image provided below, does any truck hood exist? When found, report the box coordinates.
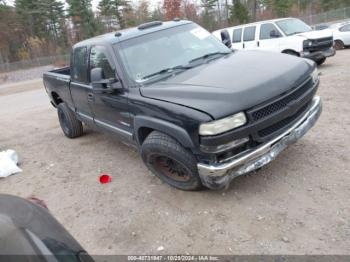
[140,51,315,119]
[296,29,333,40]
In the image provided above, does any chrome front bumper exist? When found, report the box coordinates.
[197,96,322,189]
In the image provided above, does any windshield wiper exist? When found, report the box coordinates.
[189,51,231,64]
[142,65,192,80]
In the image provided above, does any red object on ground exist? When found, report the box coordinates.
[99,174,112,184]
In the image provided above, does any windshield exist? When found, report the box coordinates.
[276,18,312,36]
[118,23,231,83]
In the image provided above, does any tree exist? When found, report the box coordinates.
[67,0,99,41]
[272,0,293,17]
[320,0,348,11]
[135,0,151,24]
[200,0,218,31]
[98,0,131,29]
[248,0,258,21]
[163,0,182,20]
[151,5,164,21]
[229,0,249,24]
[260,0,293,17]
[14,0,68,57]
[0,3,25,63]
[39,0,67,46]
[182,0,199,22]
[15,0,46,38]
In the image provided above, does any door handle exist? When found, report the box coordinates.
[87,93,94,101]
[257,41,260,47]
[243,43,245,49]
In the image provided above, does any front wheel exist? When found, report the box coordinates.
[141,131,203,191]
[316,57,326,66]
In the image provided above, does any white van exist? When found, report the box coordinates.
[212,18,335,65]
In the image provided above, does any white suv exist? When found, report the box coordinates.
[212,18,336,65]
[329,22,350,49]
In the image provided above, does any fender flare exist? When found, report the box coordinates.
[134,115,196,149]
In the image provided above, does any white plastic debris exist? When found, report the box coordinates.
[0,150,22,178]
[157,246,164,251]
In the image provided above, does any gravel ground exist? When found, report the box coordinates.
[0,50,350,255]
[0,65,53,85]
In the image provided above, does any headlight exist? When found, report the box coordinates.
[311,68,319,83]
[199,112,247,136]
[303,39,313,47]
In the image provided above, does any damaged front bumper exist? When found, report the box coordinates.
[302,47,336,61]
[197,96,322,190]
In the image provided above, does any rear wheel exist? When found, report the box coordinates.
[141,131,203,191]
[57,103,83,138]
[334,40,344,50]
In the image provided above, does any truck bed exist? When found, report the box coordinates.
[43,66,73,108]
[49,66,70,76]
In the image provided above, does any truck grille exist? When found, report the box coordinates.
[249,78,313,121]
[247,77,316,142]
[304,36,333,52]
[258,102,310,137]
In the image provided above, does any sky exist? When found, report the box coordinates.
[5,0,163,10]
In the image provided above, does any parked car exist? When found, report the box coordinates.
[212,18,335,65]
[312,24,329,30]
[43,20,322,190]
[329,22,350,49]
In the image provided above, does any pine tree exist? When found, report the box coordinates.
[200,0,218,30]
[67,0,99,41]
[98,0,131,30]
[15,0,45,37]
[39,0,67,46]
[229,0,249,23]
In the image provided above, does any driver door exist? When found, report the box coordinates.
[258,23,282,52]
[88,45,132,141]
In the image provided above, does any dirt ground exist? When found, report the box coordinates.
[0,50,350,255]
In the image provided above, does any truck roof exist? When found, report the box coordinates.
[74,20,192,48]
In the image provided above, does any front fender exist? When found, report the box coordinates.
[134,115,196,149]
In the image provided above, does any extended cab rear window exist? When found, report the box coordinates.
[243,26,256,42]
[72,47,88,83]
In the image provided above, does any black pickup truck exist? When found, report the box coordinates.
[43,20,322,190]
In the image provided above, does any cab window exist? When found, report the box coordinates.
[243,26,256,42]
[232,28,242,43]
[260,23,281,39]
[72,47,88,83]
[89,46,115,79]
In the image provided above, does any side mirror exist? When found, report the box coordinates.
[90,67,122,92]
[221,30,232,48]
[91,67,104,89]
[270,30,280,38]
